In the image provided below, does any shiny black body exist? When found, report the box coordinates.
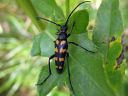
[54,26,68,73]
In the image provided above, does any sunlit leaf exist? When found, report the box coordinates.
[68,10,89,34]
[31,33,54,57]
[37,33,115,96]
[93,0,124,95]
[31,0,64,21]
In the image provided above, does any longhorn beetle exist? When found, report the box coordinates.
[37,1,94,94]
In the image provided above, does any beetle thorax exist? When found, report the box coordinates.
[58,32,67,40]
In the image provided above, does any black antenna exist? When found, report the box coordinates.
[36,16,61,27]
[64,1,90,26]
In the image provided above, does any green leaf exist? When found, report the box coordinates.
[93,0,123,58]
[31,0,64,21]
[17,0,45,30]
[68,10,89,34]
[68,34,115,96]
[93,0,124,95]
[31,34,41,56]
[37,64,61,96]
[31,33,54,57]
[120,0,128,28]
[69,33,97,53]
[30,0,124,96]
[106,41,123,92]
[31,10,91,56]
[37,63,68,96]
[37,33,115,96]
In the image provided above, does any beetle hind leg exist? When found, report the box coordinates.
[69,42,95,53]
[66,53,75,95]
[36,54,55,85]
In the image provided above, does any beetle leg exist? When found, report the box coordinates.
[37,54,55,85]
[66,53,75,95]
[69,42,95,53]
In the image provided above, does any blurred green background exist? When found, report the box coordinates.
[0,0,128,96]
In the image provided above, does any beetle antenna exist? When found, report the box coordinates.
[64,1,90,26]
[36,16,61,27]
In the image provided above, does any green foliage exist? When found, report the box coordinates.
[93,0,123,58]
[120,0,128,28]
[27,0,125,96]
[17,0,45,30]
[68,10,89,34]
[1,0,127,96]
[31,33,54,57]
[107,41,123,91]
[26,0,126,96]
[37,36,114,96]
[31,0,64,21]
[93,0,124,96]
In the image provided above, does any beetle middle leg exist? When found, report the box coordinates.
[66,53,75,95]
[69,42,95,53]
[37,54,55,85]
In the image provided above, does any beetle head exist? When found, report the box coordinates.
[60,25,67,33]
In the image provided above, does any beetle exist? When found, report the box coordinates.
[36,1,94,94]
